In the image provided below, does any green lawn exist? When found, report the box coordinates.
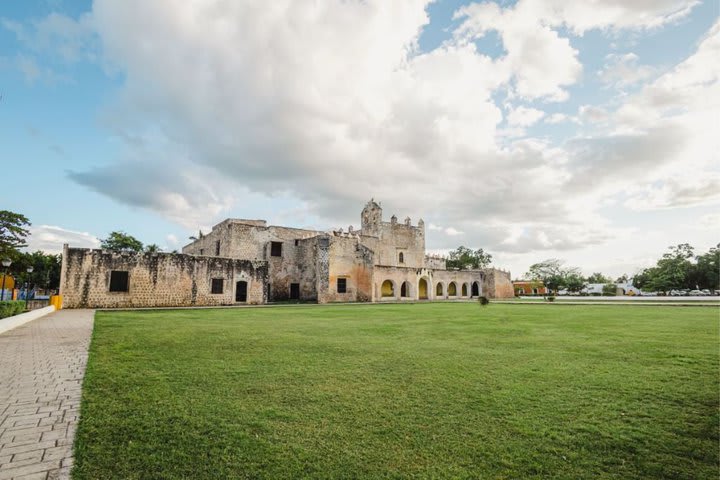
[73,304,719,479]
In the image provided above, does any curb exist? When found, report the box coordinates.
[0,305,57,335]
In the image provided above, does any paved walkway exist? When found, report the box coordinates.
[0,310,94,480]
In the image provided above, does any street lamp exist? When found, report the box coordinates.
[1,258,11,302]
[25,266,34,303]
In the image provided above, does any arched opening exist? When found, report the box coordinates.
[532,288,538,295]
[472,282,480,297]
[419,278,428,300]
[436,282,444,297]
[401,281,411,298]
[235,281,248,302]
[399,252,404,264]
[448,282,457,296]
[381,280,394,297]
[462,283,468,297]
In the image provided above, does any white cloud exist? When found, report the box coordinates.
[24,0,710,273]
[507,106,545,127]
[444,227,464,236]
[27,225,100,253]
[598,53,656,88]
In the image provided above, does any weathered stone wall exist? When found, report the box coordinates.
[318,235,374,303]
[483,268,515,298]
[424,255,447,270]
[60,246,267,308]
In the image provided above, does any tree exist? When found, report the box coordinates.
[615,274,629,283]
[526,259,581,295]
[634,244,696,293]
[565,273,587,293]
[446,246,492,270]
[101,231,144,252]
[691,243,719,290]
[144,244,161,253]
[602,283,617,296]
[586,272,611,284]
[0,210,31,259]
[10,251,61,292]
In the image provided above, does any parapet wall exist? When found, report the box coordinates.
[60,246,268,308]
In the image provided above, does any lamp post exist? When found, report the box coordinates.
[1,258,11,302]
[25,266,34,304]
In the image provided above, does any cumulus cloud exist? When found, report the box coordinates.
[507,106,545,127]
[27,225,100,253]
[598,53,656,88]
[29,0,713,261]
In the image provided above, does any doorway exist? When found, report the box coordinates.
[290,283,300,300]
[235,281,248,302]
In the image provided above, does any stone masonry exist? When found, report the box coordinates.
[58,200,513,308]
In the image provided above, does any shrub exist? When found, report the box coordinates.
[546,296,556,302]
[0,301,26,319]
[478,296,489,306]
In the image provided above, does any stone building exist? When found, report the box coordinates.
[59,246,268,308]
[59,200,514,308]
[182,199,514,303]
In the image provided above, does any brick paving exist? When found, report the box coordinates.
[0,309,94,480]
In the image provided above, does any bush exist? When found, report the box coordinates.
[546,296,555,302]
[478,296,489,306]
[0,301,26,319]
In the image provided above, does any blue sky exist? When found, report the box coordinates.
[1,0,718,278]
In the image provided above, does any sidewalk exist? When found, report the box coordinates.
[0,309,94,480]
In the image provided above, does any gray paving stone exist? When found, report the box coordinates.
[0,310,94,480]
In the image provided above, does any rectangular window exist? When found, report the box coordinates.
[294,239,299,246]
[211,278,224,294]
[270,241,282,257]
[337,278,347,293]
[290,283,300,300]
[109,271,129,292]
[200,248,205,255]
[215,240,221,256]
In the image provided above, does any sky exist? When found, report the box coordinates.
[1,0,718,279]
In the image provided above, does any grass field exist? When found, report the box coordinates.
[72,304,719,479]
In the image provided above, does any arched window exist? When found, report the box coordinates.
[448,282,457,296]
[436,283,444,296]
[381,280,394,297]
[462,283,468,297]
[399,252,404,264]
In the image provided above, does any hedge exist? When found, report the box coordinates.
[0,301,26,319]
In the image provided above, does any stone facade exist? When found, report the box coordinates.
[180,199,514,303]
[60,246,268,308]
[59,200,514,309]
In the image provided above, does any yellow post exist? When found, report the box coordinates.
[50,295,63,310]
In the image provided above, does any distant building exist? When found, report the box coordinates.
[513,281,547,296]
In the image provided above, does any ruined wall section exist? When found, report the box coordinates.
[425,255,447,270]
[482,268,515,299]
[60,246,267,308]
[318,235,374,303]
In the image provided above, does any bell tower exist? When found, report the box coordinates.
[361,199,382,237]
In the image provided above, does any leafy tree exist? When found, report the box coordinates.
[586,272,611,284]
[634,244,696,293]
[101,231,144,252]
[690,243,719,290]
[144,244,161,253]
[602,283,617,296]
[0,210,31,259]
[11,251,61,291]
[446,246,492,270]
[615,274,629,283]
[525,259,581,295]
[565,273,587,293]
